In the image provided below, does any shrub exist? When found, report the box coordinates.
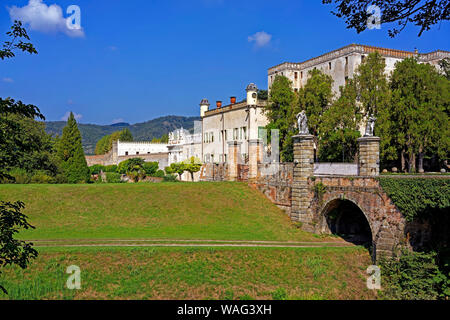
[30,171,56,184]
[153,170,165,178]
[54,173,68,184]
[143,162,159,176]
[89,164,106,175]
[379,249,445,300]
[104,165,118,173]
[163,174,178,182]
[8,168,31,184]
[105,172,122,183]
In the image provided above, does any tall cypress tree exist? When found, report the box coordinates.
[57,112,90,183]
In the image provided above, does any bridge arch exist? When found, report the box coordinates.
[319,197,374,252]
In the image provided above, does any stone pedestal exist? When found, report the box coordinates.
[227,141,242,181]
[248,139,263,180]
[357,136,380,176]
[292,135,315,230]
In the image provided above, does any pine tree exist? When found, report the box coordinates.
[57,112,90,183]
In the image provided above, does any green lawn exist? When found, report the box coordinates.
[0,182,376,300]
[0,247,376,300]
[0,182,332,242]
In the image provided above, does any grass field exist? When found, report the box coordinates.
[0,182,335,242]
[0,247,376,300]
[0,182,376,300]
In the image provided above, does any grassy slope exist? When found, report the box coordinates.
[0,182,376,300]
[0,247,376,300]
[0,182,329,241]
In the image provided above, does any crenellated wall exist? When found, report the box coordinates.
[85,140,168,169]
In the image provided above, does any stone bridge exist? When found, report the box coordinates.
[202,134,446,261]
[288,134,408,261]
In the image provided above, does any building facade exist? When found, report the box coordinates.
[85,140,169,169]
[117,141,168,157]
[167,127,202,166]
[200,84,268,164]
[268,44,450,94]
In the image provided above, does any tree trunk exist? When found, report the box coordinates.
[418,147,424,173]
[408,152,416,173]
[401,150,406,172]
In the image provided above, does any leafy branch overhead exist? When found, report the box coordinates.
[0,20,37,60]
[0,201,38,294]
[322,0,450,37]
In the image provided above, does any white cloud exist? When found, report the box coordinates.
[61,111,82,121]
[2,77,14,83]
[111,118,124,124]
[7,0,84,37]
[248,31,272,48]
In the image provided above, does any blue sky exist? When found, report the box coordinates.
[0,0,449,124]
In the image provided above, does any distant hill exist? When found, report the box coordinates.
[45,115,200,155]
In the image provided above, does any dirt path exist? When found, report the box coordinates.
[27,238,356,248]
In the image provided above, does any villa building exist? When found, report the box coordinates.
[268,44,450,94]
[200,84,268,164]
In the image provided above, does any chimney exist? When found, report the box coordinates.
[230,97,236,105]
[216,101,222,109]
[200,99,210,117]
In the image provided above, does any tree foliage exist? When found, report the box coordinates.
[0,99,45,181]
[183,157,202,181]
[95,128,134,155]
[142,161,159,176]
[0,201,38,294]
[380,249,446,300]
[151,133,169,143]
[378,58,450,172]
[0,114,61,180]
[0,20,37,60]
[166,162,186,179]
[298,69,334,137]
[354,52,390,118]
[322,0,450,37]
[264,75,297,162]
[439,58,450,80]
[56,112,90,183]
[0,21,39,295]
[319,79,362,162]
[118,158,147,182]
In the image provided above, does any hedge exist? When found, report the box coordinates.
[379,178,450,221]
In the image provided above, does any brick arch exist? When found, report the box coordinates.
[306,177,407,260]
[318,195,375,241]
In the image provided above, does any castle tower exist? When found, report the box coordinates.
[246,83,258,106]
[200,99,210,118]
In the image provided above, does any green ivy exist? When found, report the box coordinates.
[313,182,327,206]
[379,178,450,221]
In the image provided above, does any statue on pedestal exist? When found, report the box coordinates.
[364,116,377,137]
[296,110,309,135]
